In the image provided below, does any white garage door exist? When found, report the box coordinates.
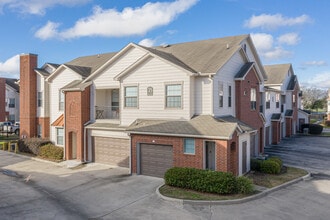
[140,144,173,178]
[94,137,129,167]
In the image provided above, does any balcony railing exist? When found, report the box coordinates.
[95,105,119,120]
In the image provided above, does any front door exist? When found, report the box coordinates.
[205,141,215,170]
[70,132,77,159]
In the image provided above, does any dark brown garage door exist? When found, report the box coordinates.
[94,137,129,167]
[140,144,173,178]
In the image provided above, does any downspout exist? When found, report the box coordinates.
[83,120,92,163]
[209,74,214,116]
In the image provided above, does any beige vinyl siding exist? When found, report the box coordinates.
[194,76,212,115]
[94,47,147,89]
[213,51,245,117]
[49,68,82,143]
[120,56,192,126]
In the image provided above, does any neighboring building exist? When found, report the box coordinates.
[328,89,330,120]
[19,34,302,178]
[0,77,20,122]
[264,64,301,145]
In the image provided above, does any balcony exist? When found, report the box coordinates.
[95,105,119,120]
[95,88,120,121]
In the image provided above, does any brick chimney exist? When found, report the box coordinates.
[20,54,38,138]
[0,78,6,121]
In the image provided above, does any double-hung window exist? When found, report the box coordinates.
[56,128,64,145]
[9,98,15,108]
[166,84,182,108]
[59,91,64,111]
[228,85,232,107]
[218,82,223,108]
[38,92,43,107]
[250,88,256,110]
[266,92,270,109]
[184,138,195,154]
[275,94,280,108]
[124,86,138,108]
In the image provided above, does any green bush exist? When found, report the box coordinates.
[260,160,281,174]
[18,138,51,155]
[250,159,263,171]
[268,156,283,168]
[38,144,63,161]
[235,176,254,194]
[309,124,323,135]
[164,167,253,194]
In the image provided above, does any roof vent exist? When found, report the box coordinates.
[226,43,230,49]
[162,44,170,48]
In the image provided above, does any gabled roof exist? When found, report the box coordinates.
[234,62,255,80]
[287,75,298,91]
[64,64,91,78]
[61,80,92,91]
[51,114,64,127]
[264,63,292,85]
[5,78,19,92]
[127,115,254,140]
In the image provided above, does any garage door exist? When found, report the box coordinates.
[140,144,173,178]
[94,137,129,167]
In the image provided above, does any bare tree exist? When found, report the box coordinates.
[301,87,327,110]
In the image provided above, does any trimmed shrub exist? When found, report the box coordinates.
[164,167,253,194]
[250,159,263,171]
[268,156,283,168]
[38,144,63,161]
[18,138,51,155]
[260,160,281,174]
[235,176,254,194]
[309,124,323,135]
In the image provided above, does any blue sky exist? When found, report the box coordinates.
[0,0,329,89]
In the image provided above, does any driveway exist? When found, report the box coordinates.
[1,134,330,220]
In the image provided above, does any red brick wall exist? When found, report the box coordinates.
[36,117,50,138]
[271,121,280,144]
[64,87,90,161]
[130,134,235,175]
[20,54,38,138]
[0,78,6,121]
[286,118,292,137]
[292,87,299,134]
[235,67,264,153]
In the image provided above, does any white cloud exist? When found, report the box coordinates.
[138,38,157,47]
[35,21,61,40]
[0,55,20,78]
[302,72,330,89]
[277,33,300,45]
[35,0,198,40]
[0,0,90,15]
[251,33,292,60]
[245,13,312,30]
[303,60,327,67]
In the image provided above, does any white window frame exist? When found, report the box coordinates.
[59,90,64,111]
[218,81,224,108]
[184,138,195,154]
[228,85,232,107]
[165,83,182,108]
[38,91,43,107]
[250,88,256,110]
[124,86,138,108]
[56,128,64,146]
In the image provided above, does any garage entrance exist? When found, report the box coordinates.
[94,137,129,167]
[138,144,173,178]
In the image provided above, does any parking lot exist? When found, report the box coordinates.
[0,134,330,219]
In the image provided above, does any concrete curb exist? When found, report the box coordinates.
[156,172,311,205]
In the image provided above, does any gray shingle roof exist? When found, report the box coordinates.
[271,113,281,121]
[287,75,297,90]
[151,35,249,74]
[285,110,293,117]
[5,78,19,92]
[235,62,254,79]
[64,64,92,78]
[127,115,254,139]
[61,80,92,91]
[264,63,291,84]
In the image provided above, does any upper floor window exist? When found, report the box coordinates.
[59,91,64,111]
[124,86,138,108]
[38,92,43,107]
[218,82,223,108]
[9,98,15,108]
[250,88,256,110]
[275,94,280,108]
[166,84,182,108]
[184,138,195,154]
[228,85,232,107]
[293,94,296,107]
[56,128,64,145]
[266,92,270,109]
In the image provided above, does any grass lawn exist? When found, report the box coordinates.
[159,166,308,201]
[0,134,19,141]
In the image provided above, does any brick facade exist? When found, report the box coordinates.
[130,134,238,176]
[0,78,6,121]
[64,87,90,161]
[19,54,38,138]
[36,117,50,138]
[235,67,265,153]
